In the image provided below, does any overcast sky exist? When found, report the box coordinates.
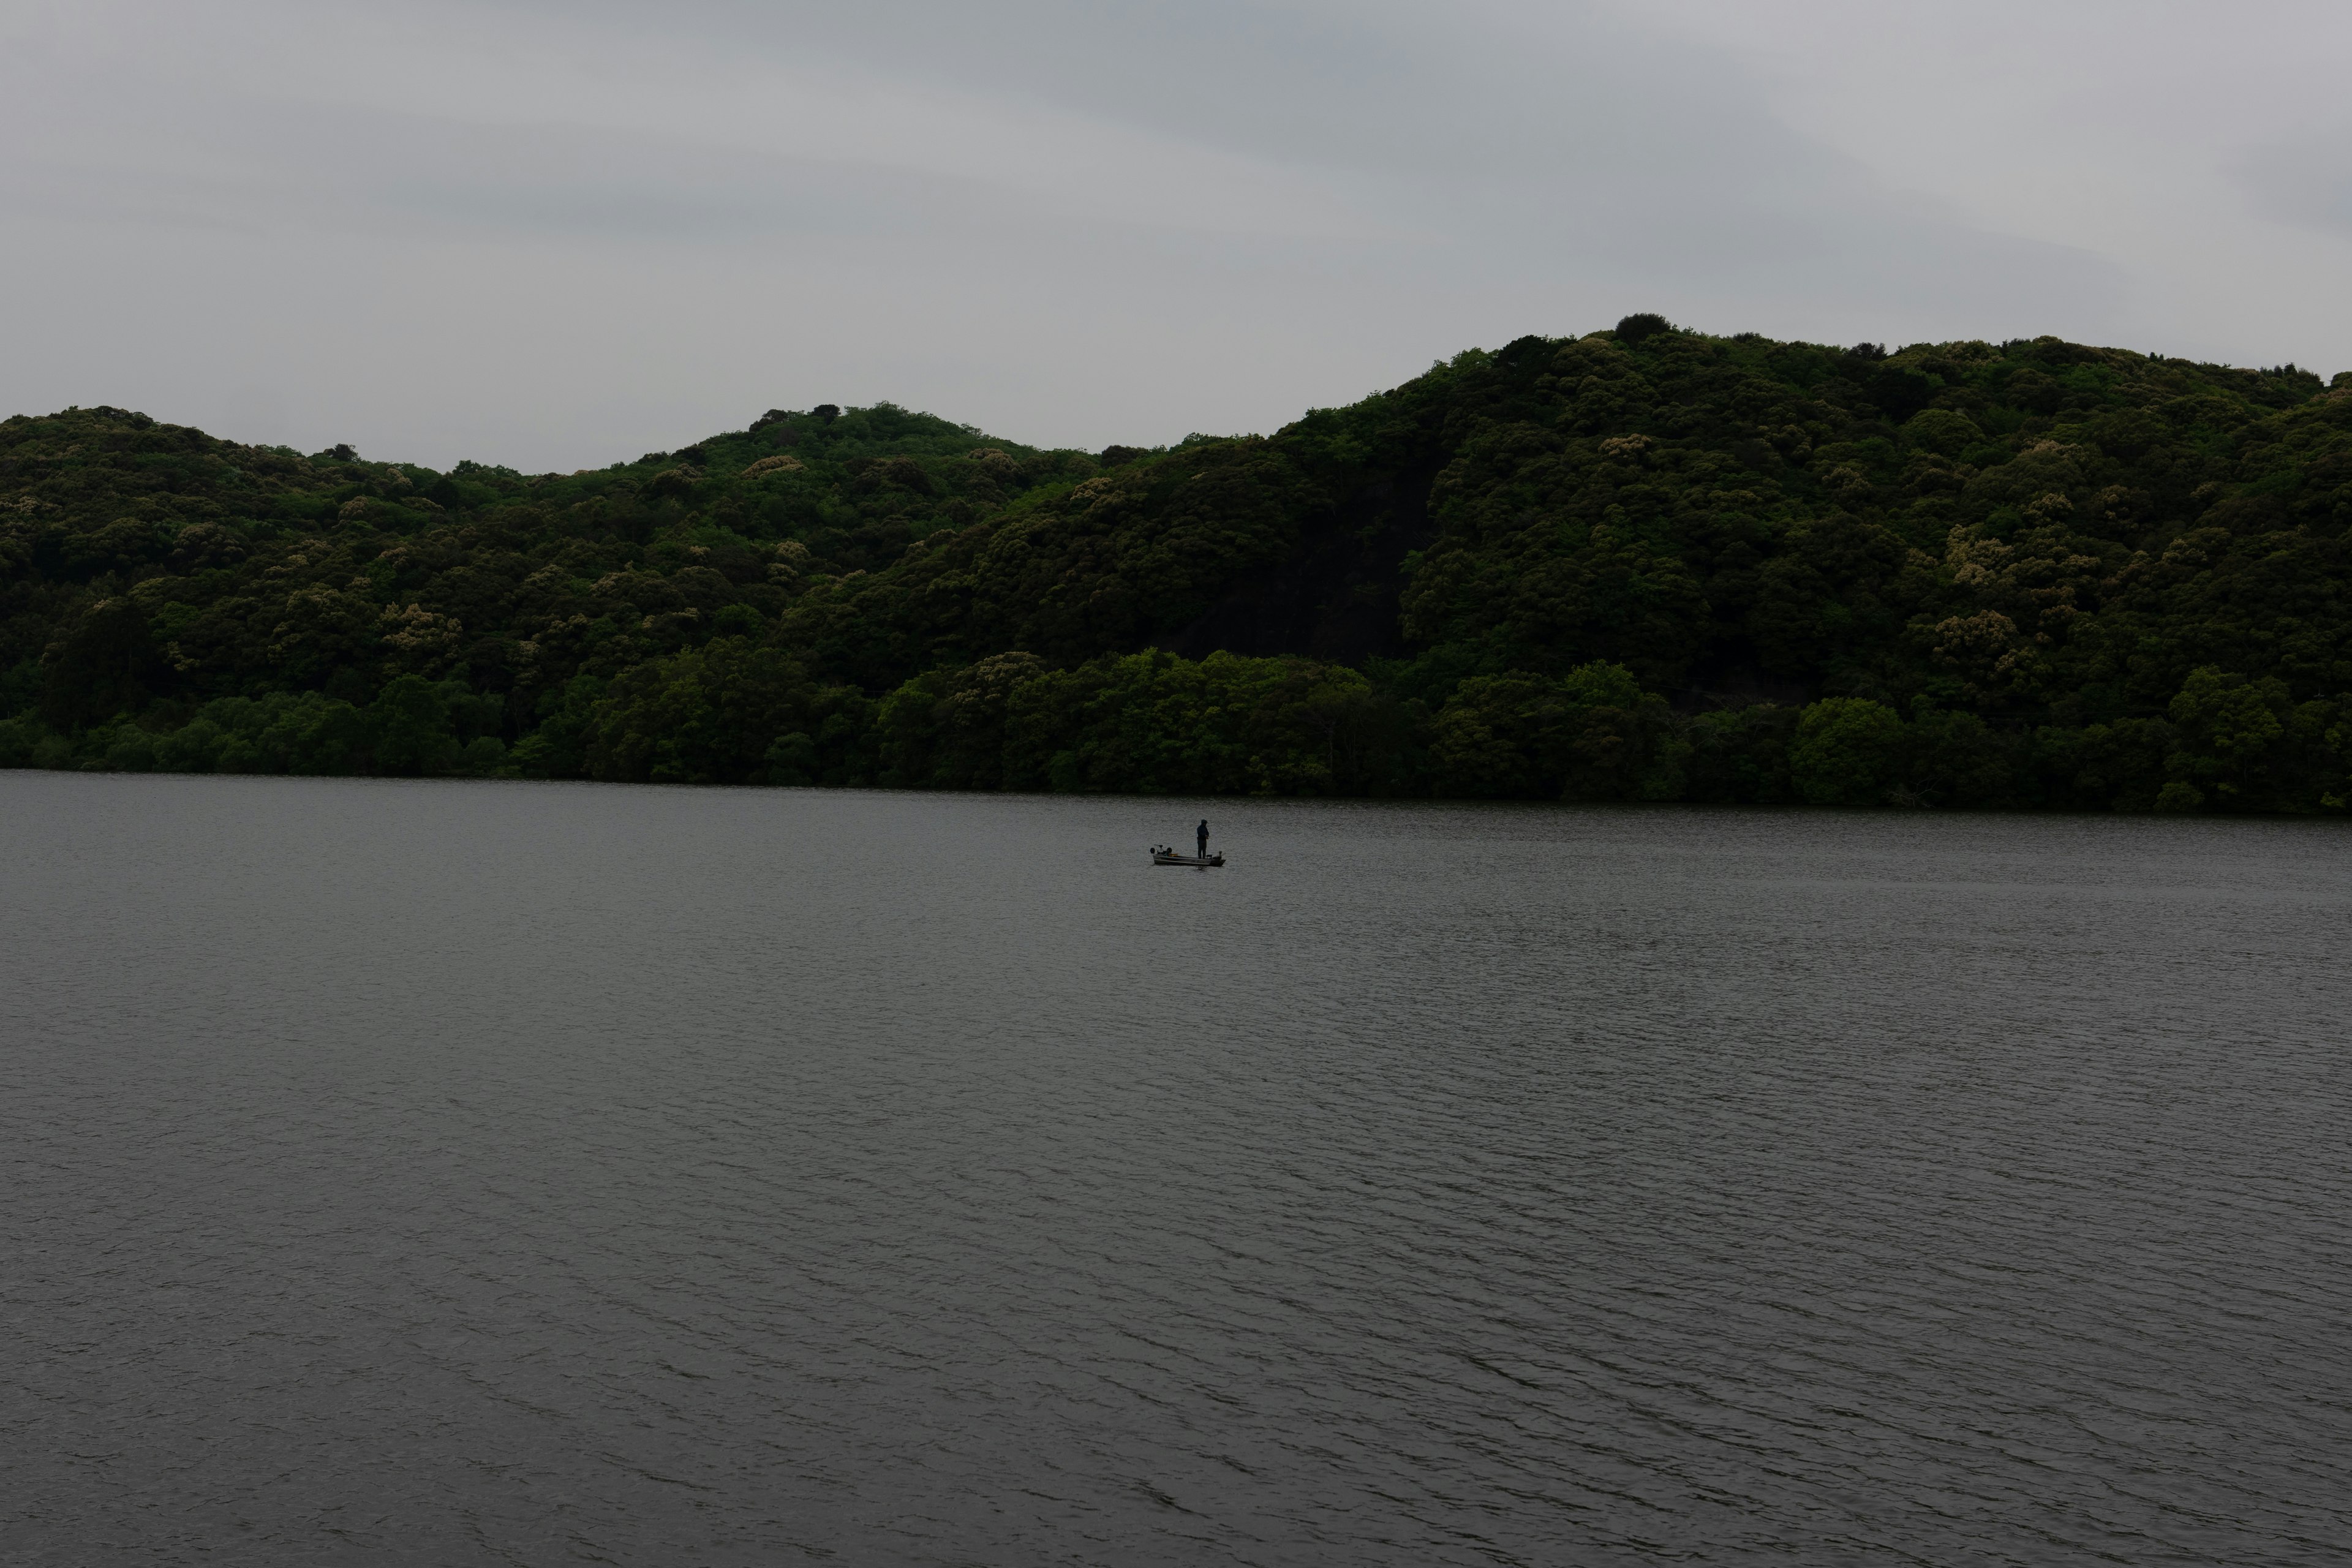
[5,0,2350,470]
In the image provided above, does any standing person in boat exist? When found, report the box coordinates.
[1196,820,1210,860]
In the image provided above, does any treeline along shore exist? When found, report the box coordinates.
[8,318,2352,812]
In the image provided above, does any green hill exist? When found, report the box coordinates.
[7,320,2352,811]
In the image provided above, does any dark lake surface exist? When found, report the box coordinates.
[5,774,2350,1566]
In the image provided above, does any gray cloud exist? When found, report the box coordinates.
[2234,129,2352,237]
[0,0,2336,469]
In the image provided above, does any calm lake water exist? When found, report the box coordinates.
[4,774,2350,1566]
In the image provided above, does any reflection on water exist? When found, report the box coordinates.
[5,774,2350,1565]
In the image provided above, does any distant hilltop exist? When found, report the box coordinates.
[6,320,2351,812]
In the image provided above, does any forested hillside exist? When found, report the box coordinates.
[8,319,2352,811]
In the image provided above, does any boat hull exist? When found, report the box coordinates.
[1151,851,1224,867]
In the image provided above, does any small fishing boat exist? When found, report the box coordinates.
[1150,845,1224,867]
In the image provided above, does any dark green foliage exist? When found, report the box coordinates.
[7,329,2352,813]
[897,649,1403,797]
[1789,698,1905,807]
[1427,663,1683,800]
[40,598,162,730]
[2,684,494,778]
[582,638,872,786]
[1684,704,1800,804]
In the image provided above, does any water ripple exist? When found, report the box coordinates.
[4,776,2349,1564]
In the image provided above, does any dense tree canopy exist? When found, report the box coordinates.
[8,323,2352,811]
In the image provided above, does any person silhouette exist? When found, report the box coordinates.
[1196,820,1210,859]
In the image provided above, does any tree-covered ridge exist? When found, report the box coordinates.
[1,399,1093,711]
[7,320,2352,812]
